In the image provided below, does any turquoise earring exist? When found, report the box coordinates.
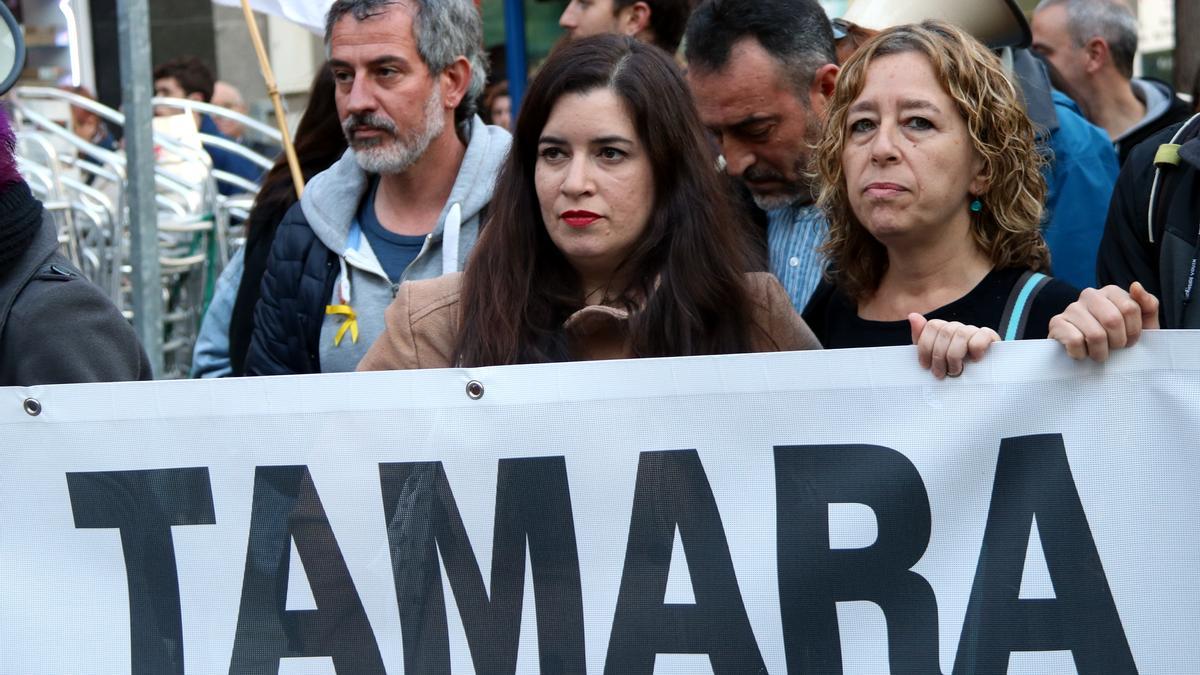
[970,198,983,213]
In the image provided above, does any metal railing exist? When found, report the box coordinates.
[8,85,275,378]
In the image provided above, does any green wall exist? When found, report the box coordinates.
[482,0,569,64]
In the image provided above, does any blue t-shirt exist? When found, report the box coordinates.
[358,178,426,283]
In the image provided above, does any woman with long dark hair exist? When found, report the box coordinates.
[228,65,347,375]
[359,35,817,370]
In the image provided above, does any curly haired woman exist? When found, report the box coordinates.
[803,21,1079,378]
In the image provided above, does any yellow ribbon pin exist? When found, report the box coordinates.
[325,304,359,346]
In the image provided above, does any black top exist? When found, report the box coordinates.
[802,267,1079,349]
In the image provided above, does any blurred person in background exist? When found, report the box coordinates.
[211,80,277,158]
[153,56,264,194]
[65,85,116,153]
[1031,0,1192,165]
[559,0,694,54]
[481,80,512,130]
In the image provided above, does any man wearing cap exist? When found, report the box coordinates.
[685,0,840,312]
[833,0,1119,291]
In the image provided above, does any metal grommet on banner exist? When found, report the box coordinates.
[23,398,42,416]
[466,380,485,400]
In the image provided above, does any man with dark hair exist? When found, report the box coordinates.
[684,0,838,311]
[244,0,511,376]
[1032,0,1192,164]
[153,56,216,104]
[559,0,694,54]
[152,56,263,194]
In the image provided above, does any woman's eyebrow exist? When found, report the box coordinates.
[848,100,876,115]
[898,98,942,114]
[589,135,633,145]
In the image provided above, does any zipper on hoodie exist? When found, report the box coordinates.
[345,227,432,298]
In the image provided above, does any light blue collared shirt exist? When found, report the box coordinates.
[767,203,829,312]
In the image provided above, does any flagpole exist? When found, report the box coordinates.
[238,0,305,199]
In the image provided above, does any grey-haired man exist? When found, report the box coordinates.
[246,0,511,375]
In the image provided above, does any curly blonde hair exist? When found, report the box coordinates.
[815,21,1049,302]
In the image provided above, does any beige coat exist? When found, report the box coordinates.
[357,271,820,371]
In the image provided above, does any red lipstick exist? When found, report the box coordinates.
[561,210,601,228]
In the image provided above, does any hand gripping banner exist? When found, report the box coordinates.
[2,333,1199,674]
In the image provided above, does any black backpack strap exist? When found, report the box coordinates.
[999,271,1051,341]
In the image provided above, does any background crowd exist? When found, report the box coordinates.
[1,0,1196,387]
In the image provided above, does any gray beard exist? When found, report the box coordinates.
[351,85,446,175]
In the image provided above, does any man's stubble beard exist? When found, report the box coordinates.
[746,109,823,211]
[346,84,446,175]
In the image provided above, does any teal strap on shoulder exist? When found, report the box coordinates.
[1002,272,1048,341]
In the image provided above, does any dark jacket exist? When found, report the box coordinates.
[1,191,151,384]
[1096,116,1200,328]
[243,202,338,375]
[228,195,295,376]
[199,114,264,197]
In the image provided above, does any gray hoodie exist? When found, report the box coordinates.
[1122,78,1176,143]
[300,116,511,372]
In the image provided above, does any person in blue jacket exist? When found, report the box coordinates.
[1016,52,1119,289]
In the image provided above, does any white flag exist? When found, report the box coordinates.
[212,0,334,35]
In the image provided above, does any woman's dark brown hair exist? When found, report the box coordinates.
[229,65,347,375]
[245,65,346,237]
[454,34,757,366]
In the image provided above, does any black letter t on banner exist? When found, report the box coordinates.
[67,467,216,675]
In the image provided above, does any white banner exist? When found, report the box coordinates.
[3,333,1200,674]
[212,0,334,35]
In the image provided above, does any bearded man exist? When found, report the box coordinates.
[245,0,511,375]
[685,0,839,311]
